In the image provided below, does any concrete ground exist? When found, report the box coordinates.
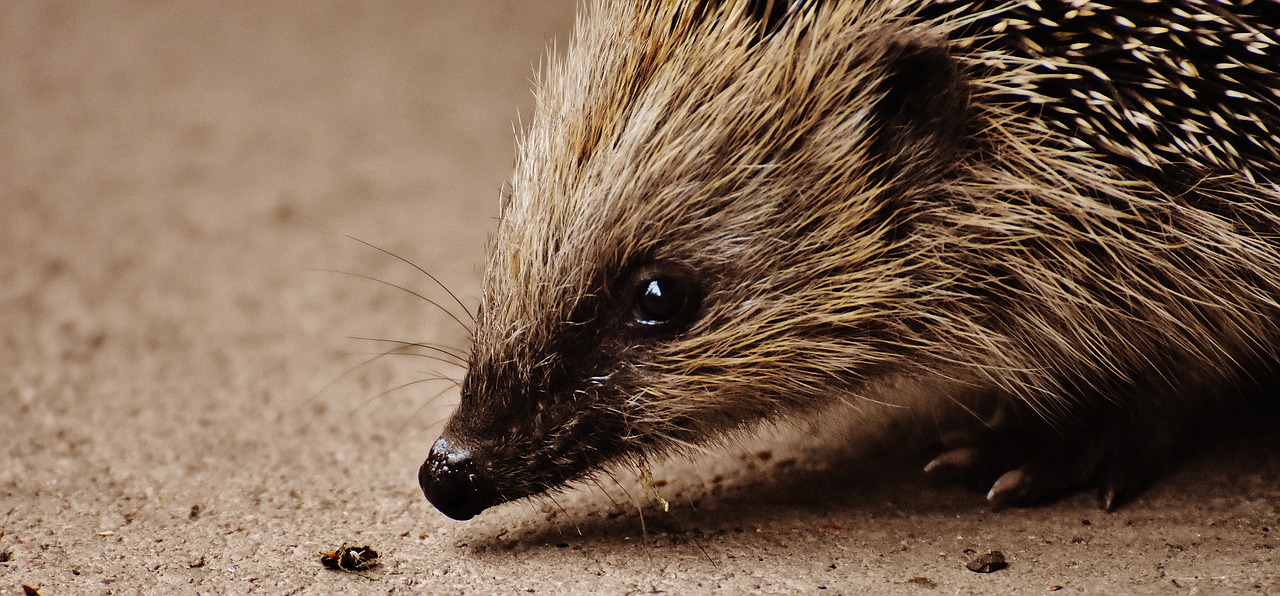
[3,1,1279,594]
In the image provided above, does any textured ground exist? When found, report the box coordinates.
[3,2,1280,594]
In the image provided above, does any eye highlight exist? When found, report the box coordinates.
[635,278,687,325]
[625,264,702,332]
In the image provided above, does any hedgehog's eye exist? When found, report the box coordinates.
[635,278,686,325]
[626,266,701,331]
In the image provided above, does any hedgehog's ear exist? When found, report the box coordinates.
[871,41,971,182]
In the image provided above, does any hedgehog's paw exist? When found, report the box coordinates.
[982,452,1107,510]
[988,440,1168,511]
[924,434,1086,507]
[923,416,1163,510]
[924,433,1101,508]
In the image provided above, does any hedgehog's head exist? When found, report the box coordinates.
[421,0,971,520]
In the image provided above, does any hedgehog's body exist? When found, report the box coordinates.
[419,0,1280,520]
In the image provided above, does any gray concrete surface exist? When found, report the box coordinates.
[2,1,1279,594]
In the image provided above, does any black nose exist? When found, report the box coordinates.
[418,436,497,520]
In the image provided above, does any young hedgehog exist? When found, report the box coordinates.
[419,0,1280,520]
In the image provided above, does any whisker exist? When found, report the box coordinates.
[606,470,652,555]
[346,235,477,325]
[689,529,716,568]
[312,268,473,334]
[342,350,465,369]
[395,383,460,439]
[667,501,717,568]
[349,335,469,365]
[351,374,459,416]
[546,493,582,536]
[528,494,553,526]
[588,476,626,514]
[404,399,461,444]
[311,338,445,404]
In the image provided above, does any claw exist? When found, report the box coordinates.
[986,467,1031,510]
[920,398,1188,510]
[1099,485,1119,512]
[923,446,982,477]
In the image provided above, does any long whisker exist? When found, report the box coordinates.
[606,471,651,556]
[352,374,459,414]
[545,494,582,537]
[403,393,462,446]
[312,268,473,334]
[667,500,716,568]
[588,476,626,514]
[397,383,460,439]
[347,235,477,325]
[343,350,464,369]
[311,339,444,403]
[350,335,469,365]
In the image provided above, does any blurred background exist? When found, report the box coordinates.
[2,0,575,471]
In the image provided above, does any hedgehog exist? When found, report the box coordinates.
[417,0,1280,521]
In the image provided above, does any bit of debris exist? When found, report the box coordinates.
[638,464,669,512]
[187,555,207,569]
[319,544,381,572]
[906,576,938,589]
[22,585,42,596]
[965,549,1008,573]
[189,504,203,519]
[0,548,12,563]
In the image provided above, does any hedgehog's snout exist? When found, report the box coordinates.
[419,435,497,520]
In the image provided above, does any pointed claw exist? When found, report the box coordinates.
[1097,470,1131,511]
[1099,485,1118,511]
[921,398,1185,510]
[924,446,982,477]
[986,467,1032,510]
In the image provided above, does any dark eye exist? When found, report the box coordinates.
[635,278,686,325]
[627,265,702,330]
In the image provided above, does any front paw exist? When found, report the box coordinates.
[923,411,1158,510]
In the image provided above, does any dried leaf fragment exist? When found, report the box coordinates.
[319,544,381,572]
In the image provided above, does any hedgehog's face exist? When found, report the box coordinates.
[421,257,711,520]
[420,0,971,520]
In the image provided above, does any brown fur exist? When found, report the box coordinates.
[421,0,1280,519]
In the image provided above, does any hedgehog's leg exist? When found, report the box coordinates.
[924,396,1195,510]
